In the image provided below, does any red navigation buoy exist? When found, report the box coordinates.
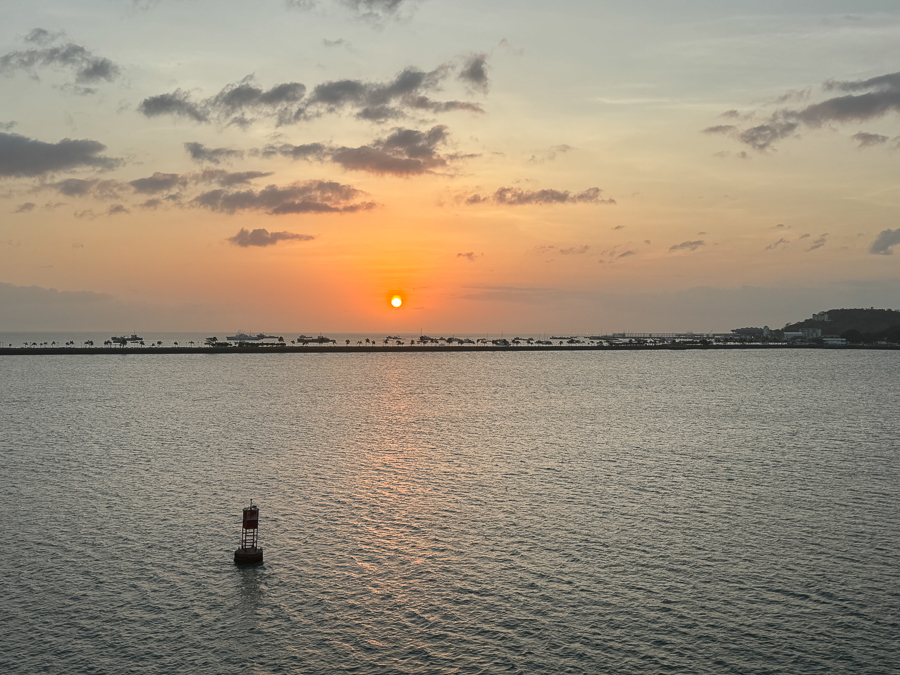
[234,500,263,565]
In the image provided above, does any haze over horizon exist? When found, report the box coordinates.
[2,1,900,334]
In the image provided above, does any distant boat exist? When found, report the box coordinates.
[110,334,142,344]
[297,335,335,344]
[227,332,276,341]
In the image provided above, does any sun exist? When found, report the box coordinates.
[391,295,403,308]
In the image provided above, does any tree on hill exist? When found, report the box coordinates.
[783,308,900,339]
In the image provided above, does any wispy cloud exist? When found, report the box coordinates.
[669,240,705,253]
[0,29,120,94]
[463,186,614,206]
[227,228,315,247]
[705,71,900,151]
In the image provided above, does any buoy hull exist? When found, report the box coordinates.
[234,547,264,565]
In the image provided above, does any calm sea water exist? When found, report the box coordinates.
[1,350,898,674]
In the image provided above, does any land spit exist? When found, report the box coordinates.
[1,343,897,355]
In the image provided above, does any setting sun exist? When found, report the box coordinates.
[391,296,403,308]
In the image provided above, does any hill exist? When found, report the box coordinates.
[784,308,900,339]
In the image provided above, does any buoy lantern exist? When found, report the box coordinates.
[234,501,263,565]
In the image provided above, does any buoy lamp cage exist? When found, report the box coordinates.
[234,501,263,565]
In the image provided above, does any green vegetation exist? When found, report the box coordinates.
[785,308,900,343]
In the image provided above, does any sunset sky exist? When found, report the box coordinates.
[2,0,900,334]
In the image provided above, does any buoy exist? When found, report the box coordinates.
[234,500,263,565]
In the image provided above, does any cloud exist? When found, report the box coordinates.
[184,142,243,164]
[129,172,184,194]
[255,142,331,161]
[869,228,900,255]
[669,240,705,253]
[227,227,315,247]
[806,235,827,252]
[332,125,451,174]
[710,71,900,151]
[73,204,129,219]
[194,169,274,187]
[459,53,489,93]
[618,250,636,258]
[288,0,420,23]
[528,144,572,164]
[464,186,615,206]
[14,202,36,213]
[139,59,484,128]
[50,177,124,199]
[260,125,459,175]
[0,29,120,90]
[0,132,120,177]
[138,89,209,122]
[191,179,374,215]
[852,132,890,148]
[559,245,589,255]
[457,252,476,261]
[765,238,789,250]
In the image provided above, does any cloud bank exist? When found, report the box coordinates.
[705,71,900,151]
[138,59,486,128]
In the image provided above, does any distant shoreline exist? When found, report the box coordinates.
[2,343,898,355]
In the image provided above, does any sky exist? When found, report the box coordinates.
[2,0,900,334]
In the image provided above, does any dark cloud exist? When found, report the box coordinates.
[14,202,36,213]
[457,252,476,261]
[129,172,184,194]
[765,238,789,250]
[262,126,458,175]
[852,132,890,148]
[464,186,614,206]
[50,178,124,199]
[0,132,120,177]
[107,204,129,216]
[710,71,900,151]
[41,169,272,208]
[0,29,120,88]
[459,53,489,93]
[184,142,243,164]
[669,240,705,253]
[138,90,208,122]
[869,228,900,255]
[191,180,373,215]
[0,121,16,131]
[618,250,635,258]
[227,227,315,247]
[332,125,451,175]
[140,59,483,128]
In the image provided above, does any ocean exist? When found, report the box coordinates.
[1,349,898,673]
